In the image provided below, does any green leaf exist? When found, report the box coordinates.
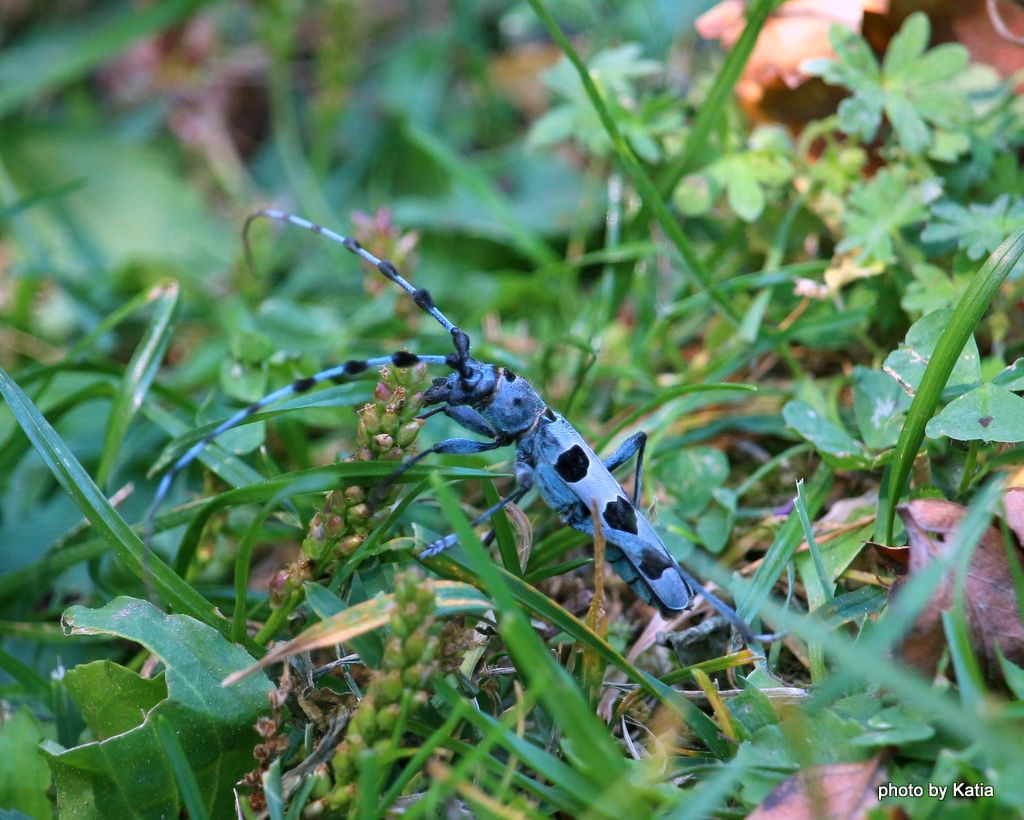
[805,13,970,153]
[885,230,1024,541]
[925,383,1024,443]
[782,400,871,469]
[64,661,167,739]
[1,127,232,281]
[922,195,1024,261]
[900,263,969,317]
[43,597,272,820]
[852,366,911,449]
[658,446,729,517]
[838,166,940,264]
[882,309,981,398]
[993,358,1024,391]
[96,281,179,489]
[0,707,51,819]
[0,368,233,636]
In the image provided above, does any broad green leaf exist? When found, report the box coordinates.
[658,446,729,517]
[43,597,272,820]
[852,366,911,449]
[925,383,1024,443]
[0,707,51,819]
[882,309,981,398]
[64,661,167,740]
[782,400,870,469]
[1,127,231,282]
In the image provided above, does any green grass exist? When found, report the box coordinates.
[2,3,1024,818]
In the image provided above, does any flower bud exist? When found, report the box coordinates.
[396,420,423,447]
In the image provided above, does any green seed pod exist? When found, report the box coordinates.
[372,433,394,451]
[396,420,422,447]
[361,406,381,435]
[347,503,370,522]
[343,486,365,504]
[379,670,403,702]
[403,631,428,663]
[383,640,404,669]
[379,410,398,434]
[353,702,377,737]
[355,424,369,448]
[376,703,401,734]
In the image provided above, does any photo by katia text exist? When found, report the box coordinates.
[878,782,995,801]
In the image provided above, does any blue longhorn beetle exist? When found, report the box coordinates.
[148,210,772,644]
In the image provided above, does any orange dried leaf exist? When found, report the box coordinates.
[749,757,887,820]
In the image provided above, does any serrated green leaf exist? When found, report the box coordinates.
[838,167,940,264]
[806,13,971,153]
[922,195,1024,260]
[925,383,1024,442]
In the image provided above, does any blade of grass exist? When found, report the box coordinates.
[660,0,782,193]
[884,229,1024,542]
[527,0,740,325]
[0,367,234,639]
[427,474,630,783]
[96,281,179,489]
[420,508,730,756]
[403,123,560,269]
[154,714,209,820]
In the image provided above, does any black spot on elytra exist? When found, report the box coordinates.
[638,547,675,580]
[554,445,589,483]
[392,351,420,367]
[379,260,400,279]
[344,360,368,374]
[504,368,517,382]
[603,495,638,535]
[342,237,361,252]
[543,407,556,421]
[412,289,435,310]
[979,415,994,428]
[246,402,260,415]
[293,376,316,393]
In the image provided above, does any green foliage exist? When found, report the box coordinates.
[3,1,1024,817]
[804,12,971,156]
[43,598,271,819]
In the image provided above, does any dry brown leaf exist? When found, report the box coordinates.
[749,756,887,820]
[1002,487,1024,546]
[894,498,1024,685]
